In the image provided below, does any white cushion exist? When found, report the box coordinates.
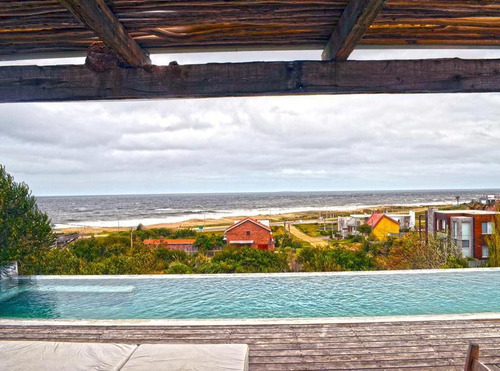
[121,344,249,371]
[0,341,137,371]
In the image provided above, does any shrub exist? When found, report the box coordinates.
[297,246,374,272]
[0,165,54,272]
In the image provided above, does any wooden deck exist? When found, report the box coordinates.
[1,319,500,370]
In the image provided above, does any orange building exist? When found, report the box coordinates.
[224,218,275,251]
[143,238,197,254]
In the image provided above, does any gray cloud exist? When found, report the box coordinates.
[1,50,500,195]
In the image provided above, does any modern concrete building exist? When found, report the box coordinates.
[426,209,499,260]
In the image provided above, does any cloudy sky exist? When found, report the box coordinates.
[1,49,500,196]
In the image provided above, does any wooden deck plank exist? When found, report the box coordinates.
[0,319,499,370]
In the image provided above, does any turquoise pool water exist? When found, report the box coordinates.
[1,271,500,320]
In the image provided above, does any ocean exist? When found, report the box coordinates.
[36,190,499,229]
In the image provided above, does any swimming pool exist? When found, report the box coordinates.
[1,270,499,320]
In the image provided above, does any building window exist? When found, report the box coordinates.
[461,240,470,248]
[246,231,251,236]
[462,222,471,240]
[441,220,446,231]
[453,222,458,238]
[483,246,490,258]
[482,222,493,235]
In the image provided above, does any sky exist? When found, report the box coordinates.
[1,48,500,196]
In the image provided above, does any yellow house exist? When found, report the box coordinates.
[366,214,400,241]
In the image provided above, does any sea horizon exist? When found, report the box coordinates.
[36,189,500,229]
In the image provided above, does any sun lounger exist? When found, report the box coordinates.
[0,341,136,371]
[0,341,249,371]
[120,344,249,371]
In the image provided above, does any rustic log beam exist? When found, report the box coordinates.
[58,0,151,68]
[1,58,499,103]
[322,0,386,61]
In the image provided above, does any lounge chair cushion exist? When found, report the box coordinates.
[0,340,137,371]
[121,343,249,371]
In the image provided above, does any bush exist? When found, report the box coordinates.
[194,234,224,252]
[166,262,192,274]
[207,246,289,273]
[0,165,54,272]
[298,246,374,272]
[379,232,462,270]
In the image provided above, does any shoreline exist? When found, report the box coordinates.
[53,203,450,234]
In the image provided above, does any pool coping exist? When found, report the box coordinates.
[1,312,500,327]
[16,267,500,280]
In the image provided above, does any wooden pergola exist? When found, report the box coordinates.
[1,0,500,102]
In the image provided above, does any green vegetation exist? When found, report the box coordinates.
[298,246,374,271]
[486,214,500,267]
[8,226,475,275]
[23,234,289,275]
[295,223,331,237]
[0,168,477,275]
[357,224,372,236]
[129,227,197,240]
[371,232,467,270]
[0,166,54,272]
[198,246,289,273]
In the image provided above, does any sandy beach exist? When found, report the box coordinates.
[54,204,448,235]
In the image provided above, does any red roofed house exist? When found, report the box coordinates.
[366,213,400,241]
[224,218,275,251]
[143,238,197,254]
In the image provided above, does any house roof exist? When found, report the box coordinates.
[225,218,272,233]
[435,210,500,215]
[366,214,399,229]
[164,239,196,244]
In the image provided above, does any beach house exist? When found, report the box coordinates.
[366,213,400,241]
[338,212,414,239]
[143,238,197,254]
[224,218,275,250]
[426,209,500,260]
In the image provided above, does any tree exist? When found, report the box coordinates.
[486,215,500,267]
[357,224,372,236]
[380,231,465,270]
[0,166,54,272]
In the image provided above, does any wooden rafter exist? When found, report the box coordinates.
[322,0,386,61]
[1,58,499,103]
[58,0,151,67]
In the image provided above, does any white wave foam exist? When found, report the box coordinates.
[53,200,455,229]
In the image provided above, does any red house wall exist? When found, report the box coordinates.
[473,215,494,259]
[225,220,275,250]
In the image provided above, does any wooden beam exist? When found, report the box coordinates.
[1,58,499,103]
[58,0,151,67]
[322,0,386,61]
